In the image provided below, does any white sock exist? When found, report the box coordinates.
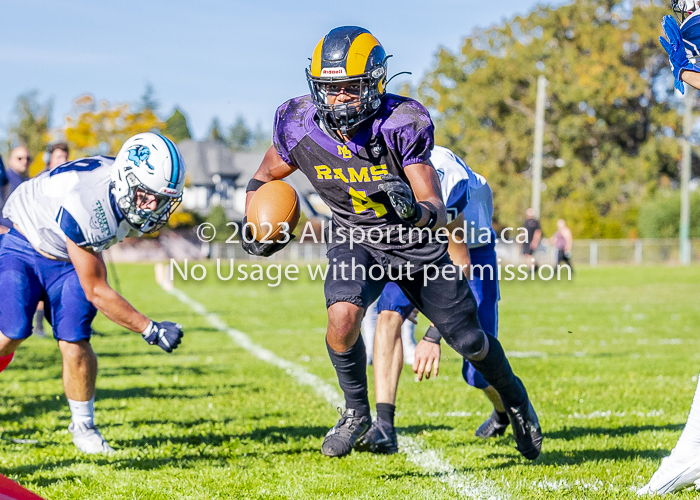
[670,373,700,461]
[68,397,95,427]
[361,300,378,364]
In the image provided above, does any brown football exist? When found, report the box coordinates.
[247,180,301,242]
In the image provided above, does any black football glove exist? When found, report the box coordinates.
[143,320,183,353]
[240,216,294,257]
[378,174,417,221]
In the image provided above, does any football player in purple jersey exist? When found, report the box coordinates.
[243,26,542,460]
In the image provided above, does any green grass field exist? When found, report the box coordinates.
[2,263,700,499]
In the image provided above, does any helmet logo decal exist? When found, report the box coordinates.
[127,146,154,172]
[321,68,347,77]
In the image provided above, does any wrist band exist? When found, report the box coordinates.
[422,325,442,344]
[420,202,439,229]
[246,178,267,193]
[411,201,438,229]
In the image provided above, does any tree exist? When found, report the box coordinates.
[8,91,52,174]
[228,116,251,150]
[205,204,230,242]
[140,83,159,113]
[419,0,680,238]
[164,108,192,142]
[250,123,271,151]
[638,190,700,238]
[64,95,165,158]
[208,118,225,143]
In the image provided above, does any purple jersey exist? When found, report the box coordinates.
[273,93,436,253]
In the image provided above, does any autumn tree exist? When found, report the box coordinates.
[419,0,681,238]
[64,95,165,158]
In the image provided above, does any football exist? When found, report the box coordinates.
[247,180,301,242]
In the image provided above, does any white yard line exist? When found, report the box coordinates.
[165,285,507,500]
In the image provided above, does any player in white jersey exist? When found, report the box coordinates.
[0,133,186,454]
[638,2,700,493]
[356,146,514,454]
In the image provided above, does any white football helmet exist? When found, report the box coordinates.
[111,132,186,233]
[674,0,700,21]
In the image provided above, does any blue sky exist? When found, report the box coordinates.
[0,0,567,140]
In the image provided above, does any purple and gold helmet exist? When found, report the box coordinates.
[305,26,388,135]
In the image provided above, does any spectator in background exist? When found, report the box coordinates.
[46,143,69,170]
[0,147,47,337]
[0,146,31,232]
[521,207,542,270]
[551,219,573,272]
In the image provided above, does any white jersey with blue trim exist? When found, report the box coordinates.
[681,10,700,62]
[430,146,495,248]
[3,156,136,260]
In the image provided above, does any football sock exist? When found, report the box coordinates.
[467,334,527,409]
[495,410,509,425]
[326,336,370,417]
[68,396,95,427]
[669,373,700,460]
[0,353,14,373]
[376,403,395,427]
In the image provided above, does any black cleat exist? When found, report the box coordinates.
[506,398,543,460]
[321,408,370,458]
[475,410,510,439]
[355,418,398,454]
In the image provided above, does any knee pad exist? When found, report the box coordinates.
[437,318,485,358]
[453,330,486,358]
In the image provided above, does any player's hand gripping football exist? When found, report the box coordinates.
[660,15,698,93]
[378,174,417,221]
[143,320,184,353]
[240,216,294,257]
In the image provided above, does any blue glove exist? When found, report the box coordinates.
[143,320,183,353]
[660,15,700,93]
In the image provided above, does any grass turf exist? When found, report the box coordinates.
[2,263,700,498]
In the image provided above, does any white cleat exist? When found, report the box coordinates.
[68,422,115,454]
[638,454,700,495]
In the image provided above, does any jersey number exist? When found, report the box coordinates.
[348,187,387,218]
[49,158,103,177]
